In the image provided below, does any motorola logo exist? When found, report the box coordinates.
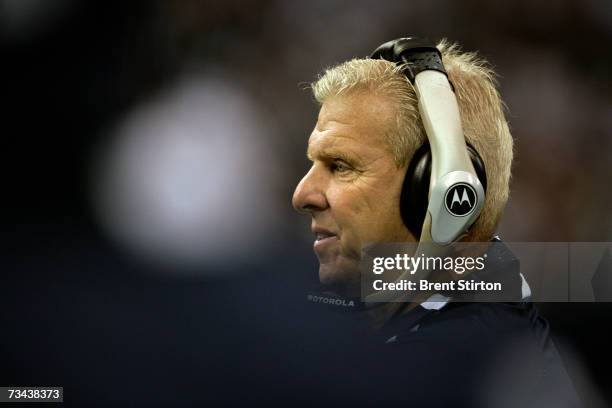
[445,183,477,216]
[307,294,355,307]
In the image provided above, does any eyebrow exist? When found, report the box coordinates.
[307,147,361,165]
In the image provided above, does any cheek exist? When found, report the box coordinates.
[353,176,407,240]
[328,187,365,231]
[327,169,408,241]
[324,187,368,254]
[377,177,409,235]
[330,183,398,236]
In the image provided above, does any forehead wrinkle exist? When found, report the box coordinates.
[319,91,395,126]
[307,131,362,162]
[307,129,389,168]
[315,118,352,132]
[308,92,397,163]
[319,105,391,145]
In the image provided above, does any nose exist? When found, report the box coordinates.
[292,165,328,214]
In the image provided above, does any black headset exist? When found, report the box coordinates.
[370,37,487,241]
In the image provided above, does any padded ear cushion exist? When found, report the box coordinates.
[400,143,487,240]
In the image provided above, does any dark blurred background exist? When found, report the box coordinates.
[1,0,611,406]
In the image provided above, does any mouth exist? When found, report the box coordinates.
[312,228,339,254]
[315,232,337,242]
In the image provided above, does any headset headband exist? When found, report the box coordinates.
[369,37,447,83]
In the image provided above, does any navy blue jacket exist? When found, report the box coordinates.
[303,239,581,407]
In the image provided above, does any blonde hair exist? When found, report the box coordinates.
[310,40,513,242]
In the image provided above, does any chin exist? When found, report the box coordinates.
[318,264,339,285]
[318,261,360,295]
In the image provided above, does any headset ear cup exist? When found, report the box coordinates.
[467,144,487,196]
[401,143,486,240]
[401,144,431,240]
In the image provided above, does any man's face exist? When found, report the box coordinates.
[292,91,414,293]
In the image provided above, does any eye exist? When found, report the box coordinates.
[330,160,351,173]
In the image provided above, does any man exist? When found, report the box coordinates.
[292,39,580,407]
[293,40,511,295]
